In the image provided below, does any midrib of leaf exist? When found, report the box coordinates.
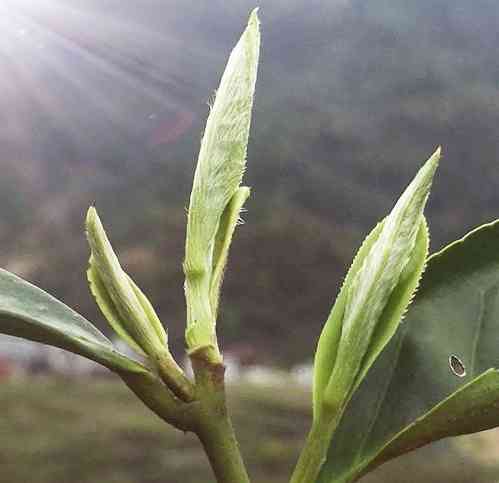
[469,287,487,377]
[351,326,406,468]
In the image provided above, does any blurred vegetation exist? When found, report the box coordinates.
[2,0,499,363]
[1,378,498,483]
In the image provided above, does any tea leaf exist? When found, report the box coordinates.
[86,207,167,356]
[314,148,439,420]
[0,268,147,375]
[184,9,260,358]
[210,186,250,318]
[317,220,499,483]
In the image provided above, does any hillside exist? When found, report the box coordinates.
[1,0,499,363]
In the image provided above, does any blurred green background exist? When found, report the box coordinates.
[1,0,499,481]
[2,378,499,483]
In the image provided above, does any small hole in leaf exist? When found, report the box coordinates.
[449,355,466,377]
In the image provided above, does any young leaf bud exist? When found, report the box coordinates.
[184,10,260,361]
[86,207,194,401]
[86,207,167,356]
[314,148,440,421]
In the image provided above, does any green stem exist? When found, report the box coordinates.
[290,414,341,483]
[155,349,196,402]
[191,353,250,483]
[119,369,197,432]
[196,408,250,483]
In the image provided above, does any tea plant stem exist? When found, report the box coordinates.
[290,413,341,483]
[119,370,197,432]
[155,350,196,402]
[197,408,250,483]
[192,352,250,483]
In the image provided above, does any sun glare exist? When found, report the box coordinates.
[0,0,197,157]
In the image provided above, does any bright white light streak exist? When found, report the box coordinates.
[0,0,200,147]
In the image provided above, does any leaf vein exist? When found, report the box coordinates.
[470,288,486,377]
[353,326,408,466]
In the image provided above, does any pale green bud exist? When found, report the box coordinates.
[184,10,260,359]
[86,206,167,356]
[86,207,195,401]
[314,148,440,420]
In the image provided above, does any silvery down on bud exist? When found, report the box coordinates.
[314,147,441,419]
[183,9,260,361]
[86,206,168,358]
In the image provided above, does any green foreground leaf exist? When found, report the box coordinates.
[0,268,148,375]
[317,220,499,483]
[313,218,429,418]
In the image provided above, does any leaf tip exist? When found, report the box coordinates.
[85,206,105,247]
[86,205,98,226]
[249,7,260,25]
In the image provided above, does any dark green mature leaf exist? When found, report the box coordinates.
[0,268,148,375]
[317,220,499,483]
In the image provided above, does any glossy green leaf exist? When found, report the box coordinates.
[0,268,148,375]
[317,220,499,483]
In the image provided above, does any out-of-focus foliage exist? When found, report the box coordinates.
[1,379,498,483]
[1,0,499,362]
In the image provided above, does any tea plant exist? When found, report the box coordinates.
[2,10,499,483]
